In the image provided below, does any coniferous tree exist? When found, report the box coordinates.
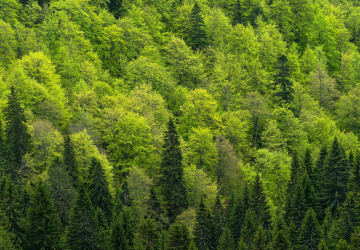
[303,148,313,179]
[322,208,333,245]
[25,179,62,250]
[349,151,360,193]
[0,121,6,176]
[122,207,138,248]
[318,239,329,250]
[287,178,306,229]
[133,217,159,250]
[194,198,214,250]
[336,239,349,250]
[289,150,301,189]
[212,193,224,246]
[167,222,191,250]
[63,135,78,187]
[230,197,245,243]
[314,146,328,190]
[88,157,113,223]
[67,185,99,250]
[350,226,360,249]
[19,186,30,218]
[225,193,235,226]
[297,208,322,250]
[0,226,16,250]
[271,213,292,250]
[250,174,271,229]
[238,239,247,250]
[187,3,207,50]
[3,86,30,180]
[160,119,188,222]
[252,225,268,250]
[303,174,320,215]
[107,0,124,19]
[241,209,258,249]
[232,0,243,26]
[110,215,128,250]
[217,226,235,250]
[120,180,132,207]
[322,137,349,217]
[274,55,294,104]
[189,241,198,250]
[158,231,167,250]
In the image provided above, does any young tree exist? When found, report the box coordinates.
[167,222,191,250]
[25,179,62,249]
[160,119,188,222]
[187,3,207,50]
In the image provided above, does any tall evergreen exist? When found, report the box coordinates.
[252,225,268,250]
[25,179,62,250]
[225,193,235,226]
[212,193,224,246]
[63,135,78,187]
[133,217,159,250]
[194,198,214,250]
[88,157,113,223]
[167,222,191,250]
[287,178,306,229]
[322,137,349,217]
[303,174,320,215]
[240,209,258,249]
[120,180,132,207]
[230,197,245,243]
[110,215,128,250]
[67,185,99,250]
[318,239,329,250]
[232,0,243,26]
[289,150,301,189]
[303,148,313,180]
[0,121,6,176]
[297,208,322,250]
[274,55,294,104]
[271,213,291,250]
[217,226,235,250]
[188,3,207,50]
[160,119,188,222]
[3,86,30,180]
[350,226,360,249]
[349,150,360,193]
[250,174,271,228]
[314,146,328,191]
[336,239,349,250]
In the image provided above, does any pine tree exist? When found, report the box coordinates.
[212,193,224,246]
[25,179,62,250]
[274,55,294,104]
[67,185,99,250]
[48,156,76,226]
[160,119,188,222]
[297,208,322,250]
[3,86,30,180]
[230,197,245,243]
[88,157,113,223]
[252,225,268,250]
[232,0,243,26]
[250,174,271,229]
[133,217,159,250]
[110,215,128,250]
[167,222,191,250]
[194,198,214,250]
[322,137,349,217]
[241,209,258,249]
[63,135,79,187]
[217,226,235,250]
[187,3,207,50]
[271,213,292,250]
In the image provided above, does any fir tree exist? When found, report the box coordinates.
[122,207,138,247]
[147,187,166,228]
[252,225,267,250]
[167,222,191,250]
[212,193,224,246]
[322,137,349,217]
[88,157,113,223]
[349,150,360,193]
[289,150,301,189]
[271,213,292,250]
[187,3,207,50]
[287,173,306,229]
[303,173,320,215]
[322,208,333,244]
[19,186,30,218]
[225,193,235,226]
[158,231,167,250]
[274,55,294,104]
[194,198,214,250]
[133,217,159,250]
[303,148,313,179]
[217,226,235,250]
[3,86,30,180]
[189,241,198,250]
[25,179,62,250]
[63,135,79,187]
[297,208,322,250]
[250,174,271,228]
[0,226,16,250]
[230,196,245,243]
[67,185,99,250]
[241,209,258,249]
[110,215,128,250]
[238,239,247,250]
[314,146,328,191]
[0,121,6,176]
[232,0,243,26]
[160,119,188,222]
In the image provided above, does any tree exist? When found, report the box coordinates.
[63,135,78,187]
[241,209,258,249]
[107,0,124,19]
[160,119,188,222]
[3,86,31,180]
[336,239,350,250]
[252,225,267,250]
[289,150,301,189]
[303,148,313,179]
[25,179,62,249]
[250,174,271,229]
[110,216,128,250]
[297,208,321,250]
[167,222,191,250]
[270,214,292,250]
[120,180,132,207]
[230,196,245,243]
[350,226,360,250]
[217,226,235,250]
[0,20,16,66]
[0,0,19,24]
[133,217,159,250]
[232,0,243,26]
[194,198,214,250]
[287,178,306,229]
[0,226,15,250]
[187,3,207,50]
[274,55,294,104]
[67,185,99,250]
[88,158,113,223]
[212,194,224,246]
[318,239,329,250]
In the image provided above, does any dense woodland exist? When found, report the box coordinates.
[2,0,360,249]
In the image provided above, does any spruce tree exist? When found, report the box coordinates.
[350,226,360,250]
[67,185,99,250]
[250,174,271,229]
[167,222,191,250]
[194,198,214,250]
[160,119,188,222]
[303,174,320,215]
[187,3,207,50]
[322,137,349,217]
[349,150,360,193]
[110,215,128,250]
[122,207,138,247]
[274,55,294,104]
[88,157,113,223]
[314,146,328,191]
[189,241,198,250]
[0,121,6,176]
[212,193,224,246]
[241,209,258,249]
[287,174,306,229]
[225,193,235,226]
[19,186,30,218]
[238,239,247,250]
[0,226,16,250]
[252,225,268,250]
[230,197,245,243]
[3,86,30,180]
[63,135,78,187]
[322,208,333,244]
[289,150,301,189]
[25,179,62,250]
[271,213,291,250]
[158,231,167,250]
[133,217,159,250]
[217,226,235,250]
[297,208,322,250]
[303,148,313,179]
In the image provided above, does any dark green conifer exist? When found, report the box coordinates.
[238,239,247,250]
[289,150,301,189]
[187,3,207,50]
[26,179,62,249]
[19,186,30,218]
[350,226,360,249]
[167,222,191,250]
[110,215,128,250]
[217,226,235,250]
[0,226,15,250]
[241,208,258,249]
[336,239,349,250]
[88,157,113,223]
[3,87,30,180]
[303,148,313,179]
[133,217,159,250]
[274,55,294,104]
[189,240,198,250]
[252,224,267,250]
[287,174,306,229]
[349,150,360,193]
[67,185,99,250]
[194,198,214,250]
[303,173,320,215]
[122,207,137,247]
[63,135,79,187]
[250,174,271,228]
[318,239,329,250]
[322,208,333,244]
[230,197,245,243]
[107,0,124,19]
[160,119,188,222]
[212,193,224,246]
[297,208,322,250]
[232,0,243,26]
[158,231,167,250]
[225,193,235,226]
[271,213,291,250]
[314,146,328,191]
[120,180,132,207]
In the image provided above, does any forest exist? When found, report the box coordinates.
[1,0,360,249]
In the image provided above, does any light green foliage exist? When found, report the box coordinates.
[0,20,16,67]
[262,120,285,151]
[0,226,15,250]
[337,85,360,136]
[0,0,19,24]
[183,164,217,207]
